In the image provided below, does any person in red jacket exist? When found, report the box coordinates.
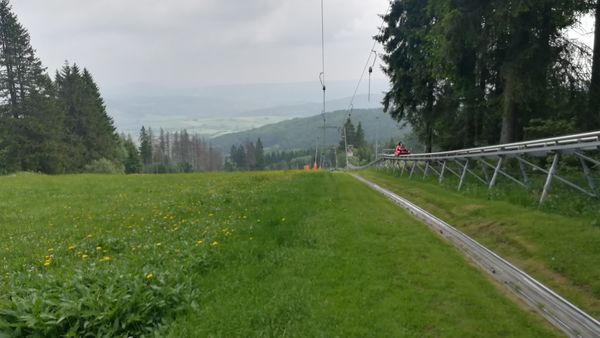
[394,142,411,156]
[394,142,402,156]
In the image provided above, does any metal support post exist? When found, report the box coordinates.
[400,160,406,176]
[539,153,561,205]
[489,157,503,189]
[458,160,469,191]
[519,159,530,187]
[409,161,417,179]
[575,152,600,167]
[439,161,447,184]
[423,161,430,179]
[519,156,594,197]
[481,161,490,183]
[428,163,441,177]
[445,165,461,179]
[580,157,598,197]
[465,166,489,186]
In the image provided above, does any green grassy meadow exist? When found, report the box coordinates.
[360,169,600,319]
[0,172,558,337]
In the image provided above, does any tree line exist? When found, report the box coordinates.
[138,127,223,173]
[378,0,600,151]
[337,118,377,165]
[226,138,317,171]
[225,119,386,171]
[0,0,120,174]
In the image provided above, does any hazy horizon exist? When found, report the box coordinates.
[9,1,595,138]
[12,0,391,91]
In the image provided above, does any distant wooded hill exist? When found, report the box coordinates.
[210,108,410,152]
[104,79,390,137]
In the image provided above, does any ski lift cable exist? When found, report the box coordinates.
[320,0,326,120]
[316,0,327,167]
[341,1,390,169]
[368,50,378,102]
[347,1,391,112]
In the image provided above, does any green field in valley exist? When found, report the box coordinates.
[360,169,600,320]
[0,172,558,337]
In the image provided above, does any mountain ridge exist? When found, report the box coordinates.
[210,108,410,152]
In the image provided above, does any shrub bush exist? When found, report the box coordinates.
[83,159,124,174]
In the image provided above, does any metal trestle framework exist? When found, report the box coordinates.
[377,131,600,204]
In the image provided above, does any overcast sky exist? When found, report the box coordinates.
[11,0,390,91]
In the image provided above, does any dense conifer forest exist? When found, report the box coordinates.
[377,0,600,151]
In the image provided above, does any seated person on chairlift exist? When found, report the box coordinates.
[394,142,410,156]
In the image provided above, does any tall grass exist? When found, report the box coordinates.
[362,167,600,318]
[1,172,558,336]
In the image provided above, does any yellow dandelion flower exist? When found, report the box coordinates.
[96,246,102,251]
[99,256,111,262]
[87,234,93,239]
[155,242,162,247]
[68,245,76,251]
[81,254,89,259]
[211,241,219,247]
[43,260,51,267]
[145,272,154,280]
[196,240,203,246]
[47,248,54,252]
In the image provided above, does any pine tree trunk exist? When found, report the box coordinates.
[590,0,600,128]
[500,71,518,144]
[0,27,18,110]
[426,124,433,153]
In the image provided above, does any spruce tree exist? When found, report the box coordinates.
[0,0,44,112]
[55,63,118,170]
[0,0,65,173]
[139,126,153,166]
[80,68,118,160]
[121,135,142,174]
[590,0,600,128]
[255,138,265,170]
[245,141,256,170]
[355,122,366,148]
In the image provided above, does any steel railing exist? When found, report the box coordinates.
[376,131,600,204]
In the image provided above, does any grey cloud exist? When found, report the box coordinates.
[12,0,390,89]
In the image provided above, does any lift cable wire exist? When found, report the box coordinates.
[368,50,377,102]
[314,0,327,167]
[320,0,326,119]
[347,1,391,113]
[340,1,391,169]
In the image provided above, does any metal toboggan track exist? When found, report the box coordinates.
[352,174,600,338]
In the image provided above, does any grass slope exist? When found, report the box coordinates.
[0,172,557,336]
[359,169,600,319]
